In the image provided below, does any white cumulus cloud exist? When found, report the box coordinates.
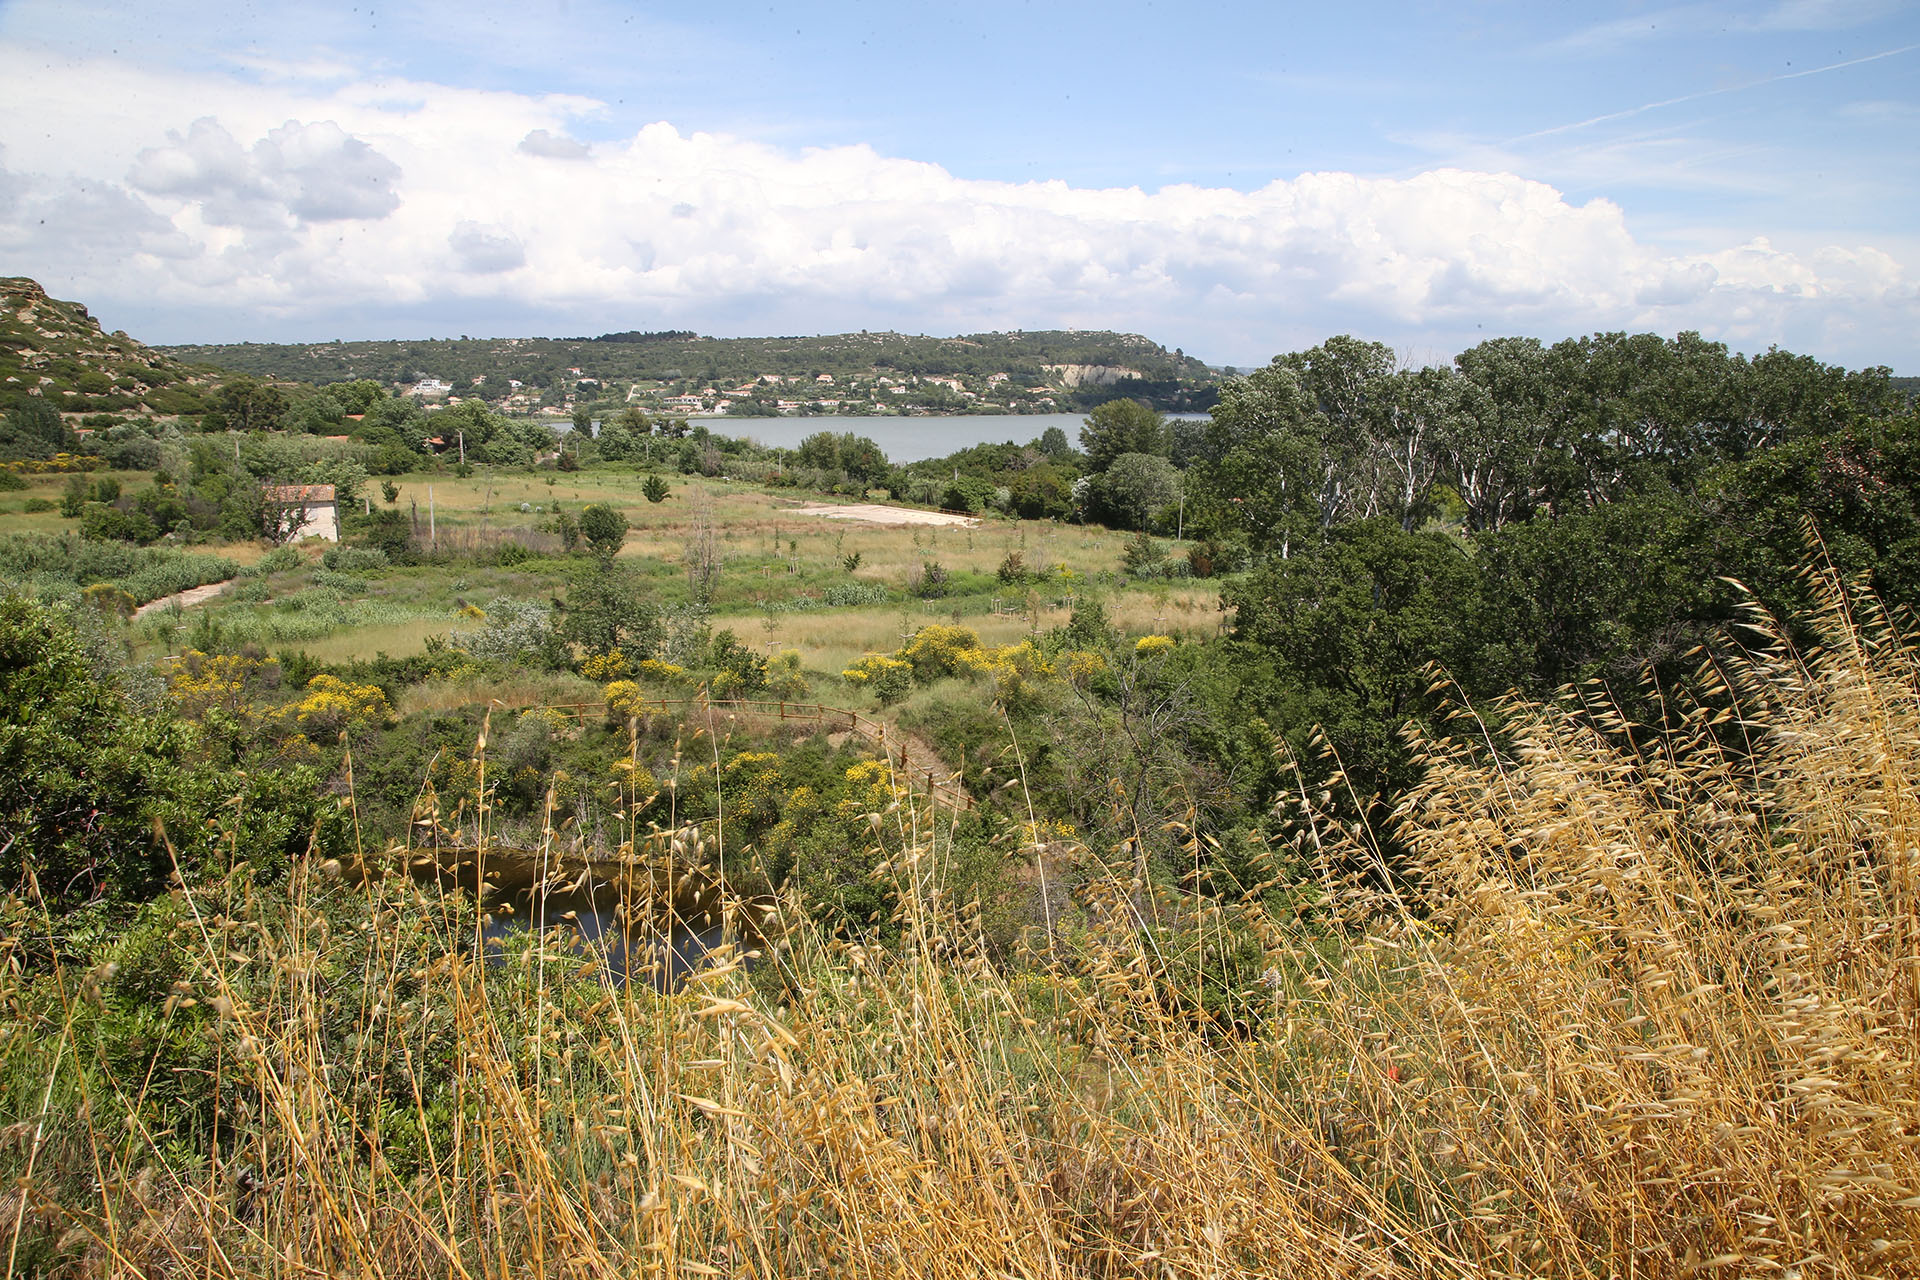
[0,51,1912,366]
[448,220,525,273]
[128,117,401,226]
[518,129,591,160]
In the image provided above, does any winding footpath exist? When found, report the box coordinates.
[132,579,232,618]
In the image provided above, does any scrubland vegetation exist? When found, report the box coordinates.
[6,306,1920,1274]
[2,577,1918,1277]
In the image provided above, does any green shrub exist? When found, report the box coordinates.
[579,503,628,557]
[453,598,568,669]
[940,475,997,513]
[914,560,949,598]
[350,507,413,562]
[823,581,889,607]
[320,545,390,572]
[250,545,303,576]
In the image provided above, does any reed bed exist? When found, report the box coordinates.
[5,578,1918,1277]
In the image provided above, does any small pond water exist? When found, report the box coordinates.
[480,906,731,988]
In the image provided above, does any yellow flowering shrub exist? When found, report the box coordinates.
[1,453,104,475]
[164,649,268,720]
[766,650,809,700]
[1018,816,1080,848]
[431,752,480,800]
[277,732,322,765]
[900,624,985,681]
[580,649,628,681]
[843,623,1106,707]
[519,706,573,735]
[286,673,391,734]
[836,759,904,818]
[722,750,784,832]
[604,679,647,721]
[1135,634,1175,655]
[963,640,1054,702]
[609,757,660,801]
[634,658,689,686]
[841,652,913,705]
[81,583,136,619]
[1060,648,1108,684]
[768,782,822,849]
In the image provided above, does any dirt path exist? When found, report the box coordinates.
[887,725,971,802]
[788,501,978,527]
[133,580,232,618]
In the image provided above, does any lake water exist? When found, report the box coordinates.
[696,412,1205,465]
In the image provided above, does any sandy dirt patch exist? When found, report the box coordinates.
[788,502,977,527]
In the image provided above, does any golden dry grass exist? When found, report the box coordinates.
[18,581,1915,1277]
[397,668,604,717]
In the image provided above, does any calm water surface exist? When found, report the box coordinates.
[698,412,1204,464]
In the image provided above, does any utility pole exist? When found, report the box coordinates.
[457,430,465,468]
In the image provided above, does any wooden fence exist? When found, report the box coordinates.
[535,696,974,812]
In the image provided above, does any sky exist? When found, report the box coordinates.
[0,0,1915,370]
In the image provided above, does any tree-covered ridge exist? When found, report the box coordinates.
[157,327,1221,413]
[0,278,224,420]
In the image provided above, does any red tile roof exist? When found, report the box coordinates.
[262,484,337,503]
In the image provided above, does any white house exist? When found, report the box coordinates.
[263,484,339,542]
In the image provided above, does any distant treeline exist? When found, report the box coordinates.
[571,330,702,344]
[155,328,1220,411]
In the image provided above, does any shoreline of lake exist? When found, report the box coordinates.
[690,411,1206,464]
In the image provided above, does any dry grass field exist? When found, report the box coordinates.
[11,468,1198,679]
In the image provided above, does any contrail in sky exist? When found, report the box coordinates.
[1510,42,1919,143]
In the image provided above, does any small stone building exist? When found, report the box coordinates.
[263,483,339,542]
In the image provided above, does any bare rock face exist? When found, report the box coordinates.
[1043,362,1148,388]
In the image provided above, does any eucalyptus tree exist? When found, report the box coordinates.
[1441,336,1558,532]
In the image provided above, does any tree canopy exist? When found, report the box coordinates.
[1080,398,1169,473]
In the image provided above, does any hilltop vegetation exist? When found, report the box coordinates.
[159,327,1222,415]
[1,277,223,420]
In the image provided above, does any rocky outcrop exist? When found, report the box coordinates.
[1,277,212,418]
[1042,363,1147,388]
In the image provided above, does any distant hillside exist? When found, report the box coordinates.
[159,328,1222,414]
[1,278,221,420]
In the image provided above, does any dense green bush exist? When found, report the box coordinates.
[0,595,328,920]
[348,507,414,562]
[0,532,237,604]
[321,544,390,572]
[578,503,629,557]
